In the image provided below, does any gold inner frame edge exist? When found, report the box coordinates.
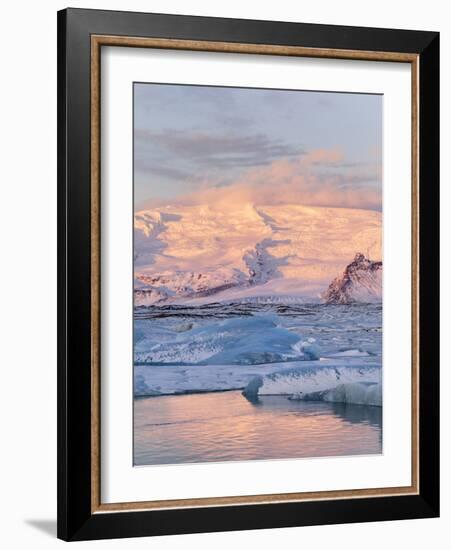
[90,35,420,514]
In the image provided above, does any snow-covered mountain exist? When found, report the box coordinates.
[322,253,382,304]
[134,203,381,305]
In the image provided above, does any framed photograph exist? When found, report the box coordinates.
[57,8,439,541]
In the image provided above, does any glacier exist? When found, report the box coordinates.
[133,203,382,305]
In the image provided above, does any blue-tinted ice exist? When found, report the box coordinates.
[134,302,382,404]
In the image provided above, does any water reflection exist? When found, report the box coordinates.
[134,391,382,466]
[330,401,382,428]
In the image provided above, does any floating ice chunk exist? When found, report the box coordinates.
[243,364,381,397]
[326,382,382,406]
[135,313,318,366]
[134,374,162,397]
[291,337,320,360]
[206,324,300,365]
[173,322,194,333]
[242,375,263,398]
[290,382,382,407]
[326,349,370,358]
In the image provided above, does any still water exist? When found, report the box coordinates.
[134,391,382,466]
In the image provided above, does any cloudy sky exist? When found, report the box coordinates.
[134,83,382,211]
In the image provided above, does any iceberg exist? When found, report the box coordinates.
[243,364,381,398]
[290,381,382,407]
[133,302,382,398]
[134,314,320,366]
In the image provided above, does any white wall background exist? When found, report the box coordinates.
[0,1,448,547]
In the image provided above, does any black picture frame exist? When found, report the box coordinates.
[57,7,439,541]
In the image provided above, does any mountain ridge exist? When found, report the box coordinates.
[134,203,381,305]
[322,253,382,304]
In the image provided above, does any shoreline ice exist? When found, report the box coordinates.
[133,302,382,406]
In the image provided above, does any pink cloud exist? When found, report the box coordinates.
[140,147,381,212]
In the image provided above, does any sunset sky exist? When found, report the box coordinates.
[134,83,382,211]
